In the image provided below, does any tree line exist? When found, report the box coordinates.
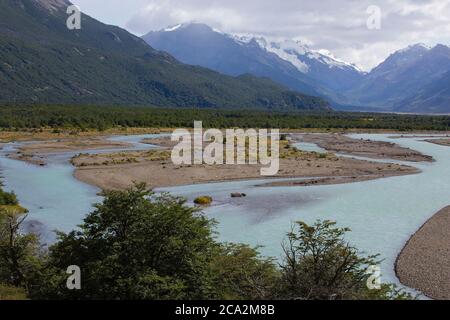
[0,105,449,131]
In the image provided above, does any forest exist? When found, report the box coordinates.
[1,105,449,131]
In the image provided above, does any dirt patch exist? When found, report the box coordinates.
[73,145,419,190]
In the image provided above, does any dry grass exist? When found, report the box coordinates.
[0,284,28,301]
[0,127,172,143]
[72,150,172,167]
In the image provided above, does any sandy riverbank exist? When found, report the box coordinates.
[3,133,426,190]
[396,206,450,300]
[7,138,132,166]
[256,174,408,187]
[74,155,419,191]
[72,135,421,190]
[296,133,433,162]
[425,139,450,147]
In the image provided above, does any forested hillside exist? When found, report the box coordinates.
[0,0,330,111]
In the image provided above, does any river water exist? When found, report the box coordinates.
[0,133,449,291]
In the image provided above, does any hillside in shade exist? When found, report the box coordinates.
[0,0,331,111]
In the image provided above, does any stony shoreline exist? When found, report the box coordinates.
[396,206,450,300]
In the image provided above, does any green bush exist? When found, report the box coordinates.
[194,196,213,206]
[276,220,412,300]
[0,187,18,206]
[0,284,28,300]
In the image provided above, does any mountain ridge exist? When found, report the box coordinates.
[347,43,450,112]
[0,0,331,111]
[144,22,450,114]
[143,23,324,97]
[143,23,364,106]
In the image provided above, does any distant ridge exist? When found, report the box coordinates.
[143,23,365,107]
[144,22,450,114]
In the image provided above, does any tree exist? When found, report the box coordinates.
[35,184,219,300]
[210,244,278,300]
[276,220,411,300]
[0,205,42,293]
[0,186,18,206]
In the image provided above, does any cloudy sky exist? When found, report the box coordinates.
[71,0,450,71]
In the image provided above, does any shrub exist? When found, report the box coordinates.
[0,188,18,206]
[276,220,412,300]
[194,196,213,206]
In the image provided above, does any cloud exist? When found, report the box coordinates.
[79,0,450,71]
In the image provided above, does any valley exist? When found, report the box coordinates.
[2,0,450,303]
[145,24,450,114]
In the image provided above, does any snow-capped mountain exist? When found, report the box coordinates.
[236,36,365,92]
[233,35,363,74]
[143,23,450,113]
[143,23,364,106]
[367,43,432,79]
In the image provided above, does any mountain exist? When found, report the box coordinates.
[0,0,330,111]
[143,23,322,97]
[394,70,450,114]
[346,44,450,112]
[143,23,364,106]
[144,24,450,114]
[234,35,365,93]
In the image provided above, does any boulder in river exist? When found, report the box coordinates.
[231,193,247,198]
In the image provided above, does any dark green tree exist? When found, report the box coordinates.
[0,205,42,292]
[210,244,278,300]
[35,184,219,300]
[276,220,411,300]
[0,185,18,206]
